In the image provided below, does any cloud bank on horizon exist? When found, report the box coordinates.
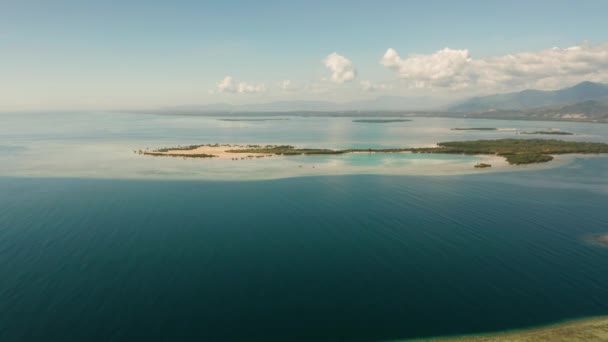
[216,42,608,97]
[380,41,608,91]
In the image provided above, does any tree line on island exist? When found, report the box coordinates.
[140,139,608,166]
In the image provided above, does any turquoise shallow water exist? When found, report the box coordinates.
[1,113,608,341]
[1,112,607,179]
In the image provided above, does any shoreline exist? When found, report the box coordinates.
[139,139,608,166]
[405,316,608,342]
[142,144,275,160]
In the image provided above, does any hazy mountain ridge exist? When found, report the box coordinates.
[445,99,608,123]
[449,81,608,112]
[145,81,608,123]
[161,96,449,113]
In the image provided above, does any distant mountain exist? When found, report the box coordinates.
[160,96,448,113]
[445,99,608,123]
[527,99,608,121]
[450,81,608,112]
[144,81,608,123]
[166,101,339,112]
[346,96,446,111]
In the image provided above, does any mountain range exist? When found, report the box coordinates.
[162,96,449,113]
[149,81,608,123]
[449,81,608,112]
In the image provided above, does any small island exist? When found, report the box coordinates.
[451,128,498,131]
[521,130,574,135]
[353,119,412,123]
[139,139,608,165]
[412,139,608,165]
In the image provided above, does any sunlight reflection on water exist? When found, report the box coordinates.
[1,112,606,180]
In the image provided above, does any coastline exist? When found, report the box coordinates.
[405,316,608,342]
[16,146,608,182]
[140,140,608,167]
[142,145,274,160]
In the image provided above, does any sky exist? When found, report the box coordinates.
[1,0,608,110]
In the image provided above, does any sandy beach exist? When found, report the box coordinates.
[142,144,423,160]
[143,145,275,160]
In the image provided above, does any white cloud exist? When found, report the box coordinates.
[381,42,608,91]
[323,52,357,83]
[217,76,266,94]
[381,48,472,89]
[237,82,266,94]
[360,80,388,92]
[217,76,237,93]
[280,80,298,92]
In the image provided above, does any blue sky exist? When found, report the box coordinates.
[2,0,608,110]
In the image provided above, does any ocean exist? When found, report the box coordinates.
[1,112,608,341]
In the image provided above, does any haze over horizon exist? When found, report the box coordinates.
[2,0,608,111]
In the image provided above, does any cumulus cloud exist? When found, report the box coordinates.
[217,76,266,94]
[237,82,266,94]
[280,80,298,92]
[323,52,357,83]
[360,80,388,92]
[217,76,237,93]
[381,42,608,91]
[381,48,472,89]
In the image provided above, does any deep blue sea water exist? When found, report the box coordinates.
[2,157,608,341]
[1,113,608,341]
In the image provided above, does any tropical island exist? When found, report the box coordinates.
[411,139,581,165]
[139,139,608,165]
[353,119,412,123]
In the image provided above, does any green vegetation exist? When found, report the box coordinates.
[451,127,497,131]
[154,144,205,152]
[352,119,412,123]
[422,139,608,154]
[154,143,234,152]
[143,152,217,158]
[227,139,608,165]
[474,163,492,168]
[226,145,346,155]
[521,131,574,135]
[503,153,554,165]
[141,139,608,165]
[226,145,412,155]
[343,148,412,153]
[412,139,608,165]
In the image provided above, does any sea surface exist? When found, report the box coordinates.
[1,112,608,341]
[2,112,607,179]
